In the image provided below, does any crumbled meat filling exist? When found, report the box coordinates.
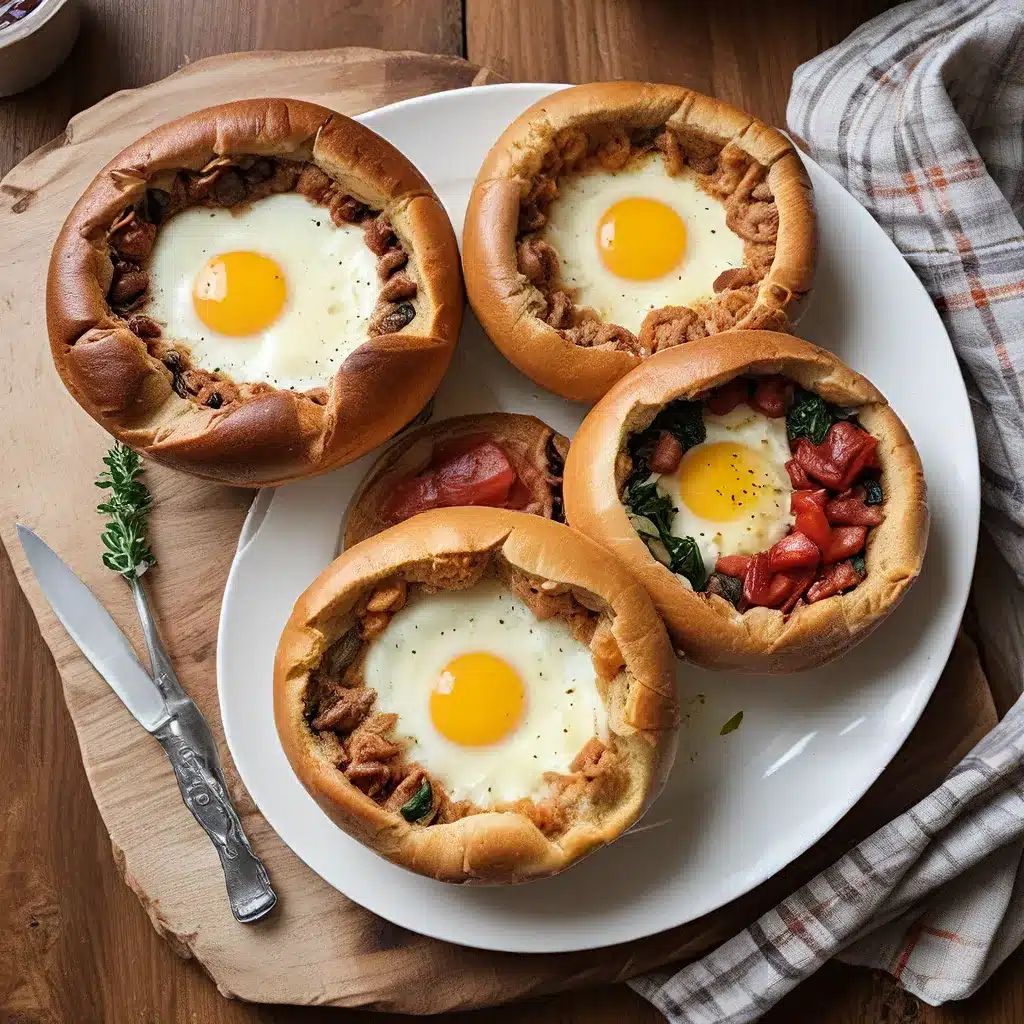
[302,563,628,837]
[100,153,419,412]
[515,122,788,356]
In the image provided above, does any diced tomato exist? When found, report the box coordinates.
[769,531,821,572]
[381,440,515,521]
[825,422,880,490]
[743,555,814,610]
[742,552,775,605]
[785,458,812,489]
[791,489,828,514]
[715,554,751,579]
[795,503,833,551]
[705,378,750,416]
[780,567,816,613]
[806,560,863,603]
[825,493,884,526]
[793,437,845,490]
[750,375,793,418]
[650,431,683,474]
[792,423,881,492]
[823,421,870,471]
[822,525,867,564]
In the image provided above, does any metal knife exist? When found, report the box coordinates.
[17,524,277,924]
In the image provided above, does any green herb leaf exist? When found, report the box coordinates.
[864,478,884,505]
[786,389,834,445]
[95,443,156,579]
[651,399,706,451]
[707,571,743,607]
[662,534,707,590]
[400,779,433,823]
[625,479,676,536]
[851,553,866,576]
[628,514,661,538]
[720,710,744,735]
[646,536,671,567]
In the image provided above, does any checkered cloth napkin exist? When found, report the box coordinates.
[631,1,1024,1020]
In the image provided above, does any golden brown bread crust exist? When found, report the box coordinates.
[274,508,679,884]
[563,331,929,673]
[47,98,464,486]
[343,412,570,547]
[462,83,815,404]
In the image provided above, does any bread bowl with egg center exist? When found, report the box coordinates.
[563,331,927,672]
[274,507,679,884]
[47,97,463,486]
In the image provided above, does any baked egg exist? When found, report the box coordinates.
[362,580,607,805]
[539,154,744,334]
[144,192,381,391]
[652,404,793,575]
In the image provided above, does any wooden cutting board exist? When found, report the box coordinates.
[0,47,998,1013]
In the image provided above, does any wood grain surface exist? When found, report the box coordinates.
[1,2,1021,1023]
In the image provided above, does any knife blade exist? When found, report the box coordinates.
[17,524,277,923]
[17,524,169,731]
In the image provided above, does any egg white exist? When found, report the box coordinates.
[144,192,381,392]
[654,404,794,575]
[362,580,608,805]
[540,154,746,335]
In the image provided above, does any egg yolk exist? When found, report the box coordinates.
[430,652,525,747]
[597,197,687,280]
[192,250,287,336]
[678,441,776,523]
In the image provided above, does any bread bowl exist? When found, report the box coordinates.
[47,98,463,486]
[564,331,927,673]
[463,82,815,404]
[344,412,569,547]
[274,507,679,883]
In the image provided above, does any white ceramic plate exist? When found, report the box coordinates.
[218,84,979,953]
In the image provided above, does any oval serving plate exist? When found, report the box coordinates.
[218,84,979,954]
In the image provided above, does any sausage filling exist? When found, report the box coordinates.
[100,155,417,412]
[302,552,629,837]
[517,124,789,356]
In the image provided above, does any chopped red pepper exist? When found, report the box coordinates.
[825,492,884,526]
[793,437,845,490]
[791,489,829,514]
[796,423,880,492]
[750,376,793,418]
[381,440,515,521]
[806,560,863,603]
[769,531,821,572]
[705,378,750,416]
[742,552,777,606]
[743,556,816,610]
[795,503,833,551]
[715,554,751,579]
[785,458,812,489]
[822,526,867,564]
[780,568,816,613]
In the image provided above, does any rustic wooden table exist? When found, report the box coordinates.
[3,2,1023,1022]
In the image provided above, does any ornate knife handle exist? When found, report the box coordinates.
[154,707,277,922]
[130,576,277,924]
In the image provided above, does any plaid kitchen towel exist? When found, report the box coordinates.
[631,1,1024,1020]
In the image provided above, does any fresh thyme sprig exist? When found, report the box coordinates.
[95,443,156,579]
